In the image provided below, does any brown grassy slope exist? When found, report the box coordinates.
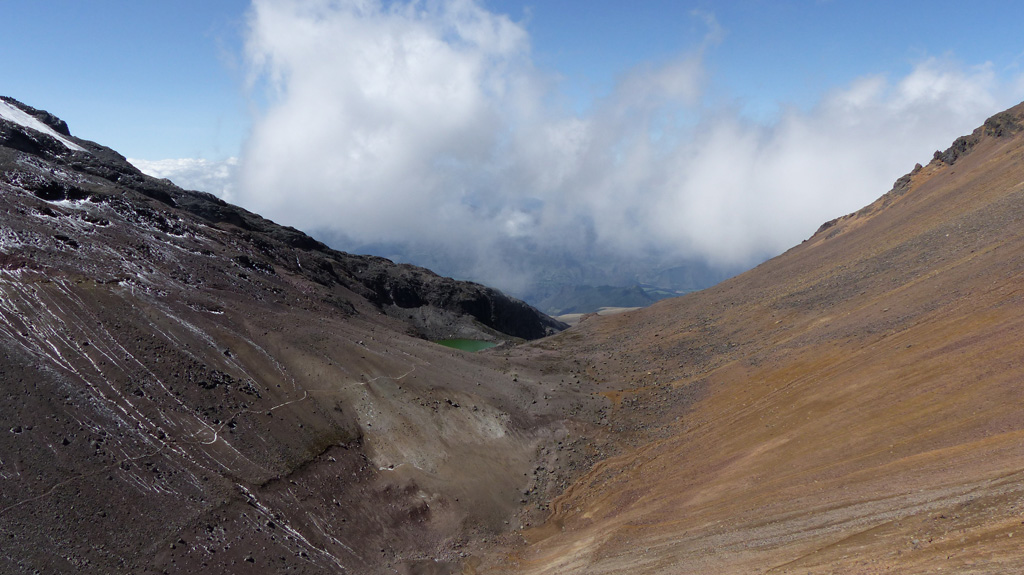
[493,103,1024,574]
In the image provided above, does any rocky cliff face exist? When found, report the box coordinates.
[0,97,581,575]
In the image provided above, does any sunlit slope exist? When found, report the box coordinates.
[502,103,1024,574]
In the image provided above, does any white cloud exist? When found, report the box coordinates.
[129,157,238,200]
[234,0,1024,293]
[239,0,535,246]
[640,59,1010,264]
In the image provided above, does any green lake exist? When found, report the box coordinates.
[435,339,498,352]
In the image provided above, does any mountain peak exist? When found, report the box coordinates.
[0,96,83,152]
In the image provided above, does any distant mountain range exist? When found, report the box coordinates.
[319,232,746,315]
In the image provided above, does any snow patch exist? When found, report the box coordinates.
[0,100,87,152]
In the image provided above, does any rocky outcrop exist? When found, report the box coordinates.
[0,95,72,135]
[0,97,564,342]
[932,109,1024,166]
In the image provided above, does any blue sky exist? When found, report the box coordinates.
[3,1,1021,160]
[1,0,250,159]
[3,1,1024,293]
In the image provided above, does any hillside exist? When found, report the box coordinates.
[0,97,575,574]
[485,104,1024,573]
[6,93,1024,575]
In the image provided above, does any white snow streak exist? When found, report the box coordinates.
[0,100,87,152]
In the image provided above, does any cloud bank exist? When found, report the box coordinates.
[235,0,1022,294]
[130,157,238,201]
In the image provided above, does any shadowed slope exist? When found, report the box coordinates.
[490,103,1024,574]
[0,97,576,575]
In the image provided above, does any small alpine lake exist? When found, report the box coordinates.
[435,339,498,352]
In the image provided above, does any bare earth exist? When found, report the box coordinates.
[478,104,1024,574]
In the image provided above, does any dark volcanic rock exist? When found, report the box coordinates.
[932,109,1024,167]
[0,96,563,342]
[350,261,566,340]
[0,98,583,575]
[0,96,72,135]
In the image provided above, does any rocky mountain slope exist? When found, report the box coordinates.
[0,97,574,574]
[7,93,1024,575]
[483,104,1024,573]
[0,95,565,344]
